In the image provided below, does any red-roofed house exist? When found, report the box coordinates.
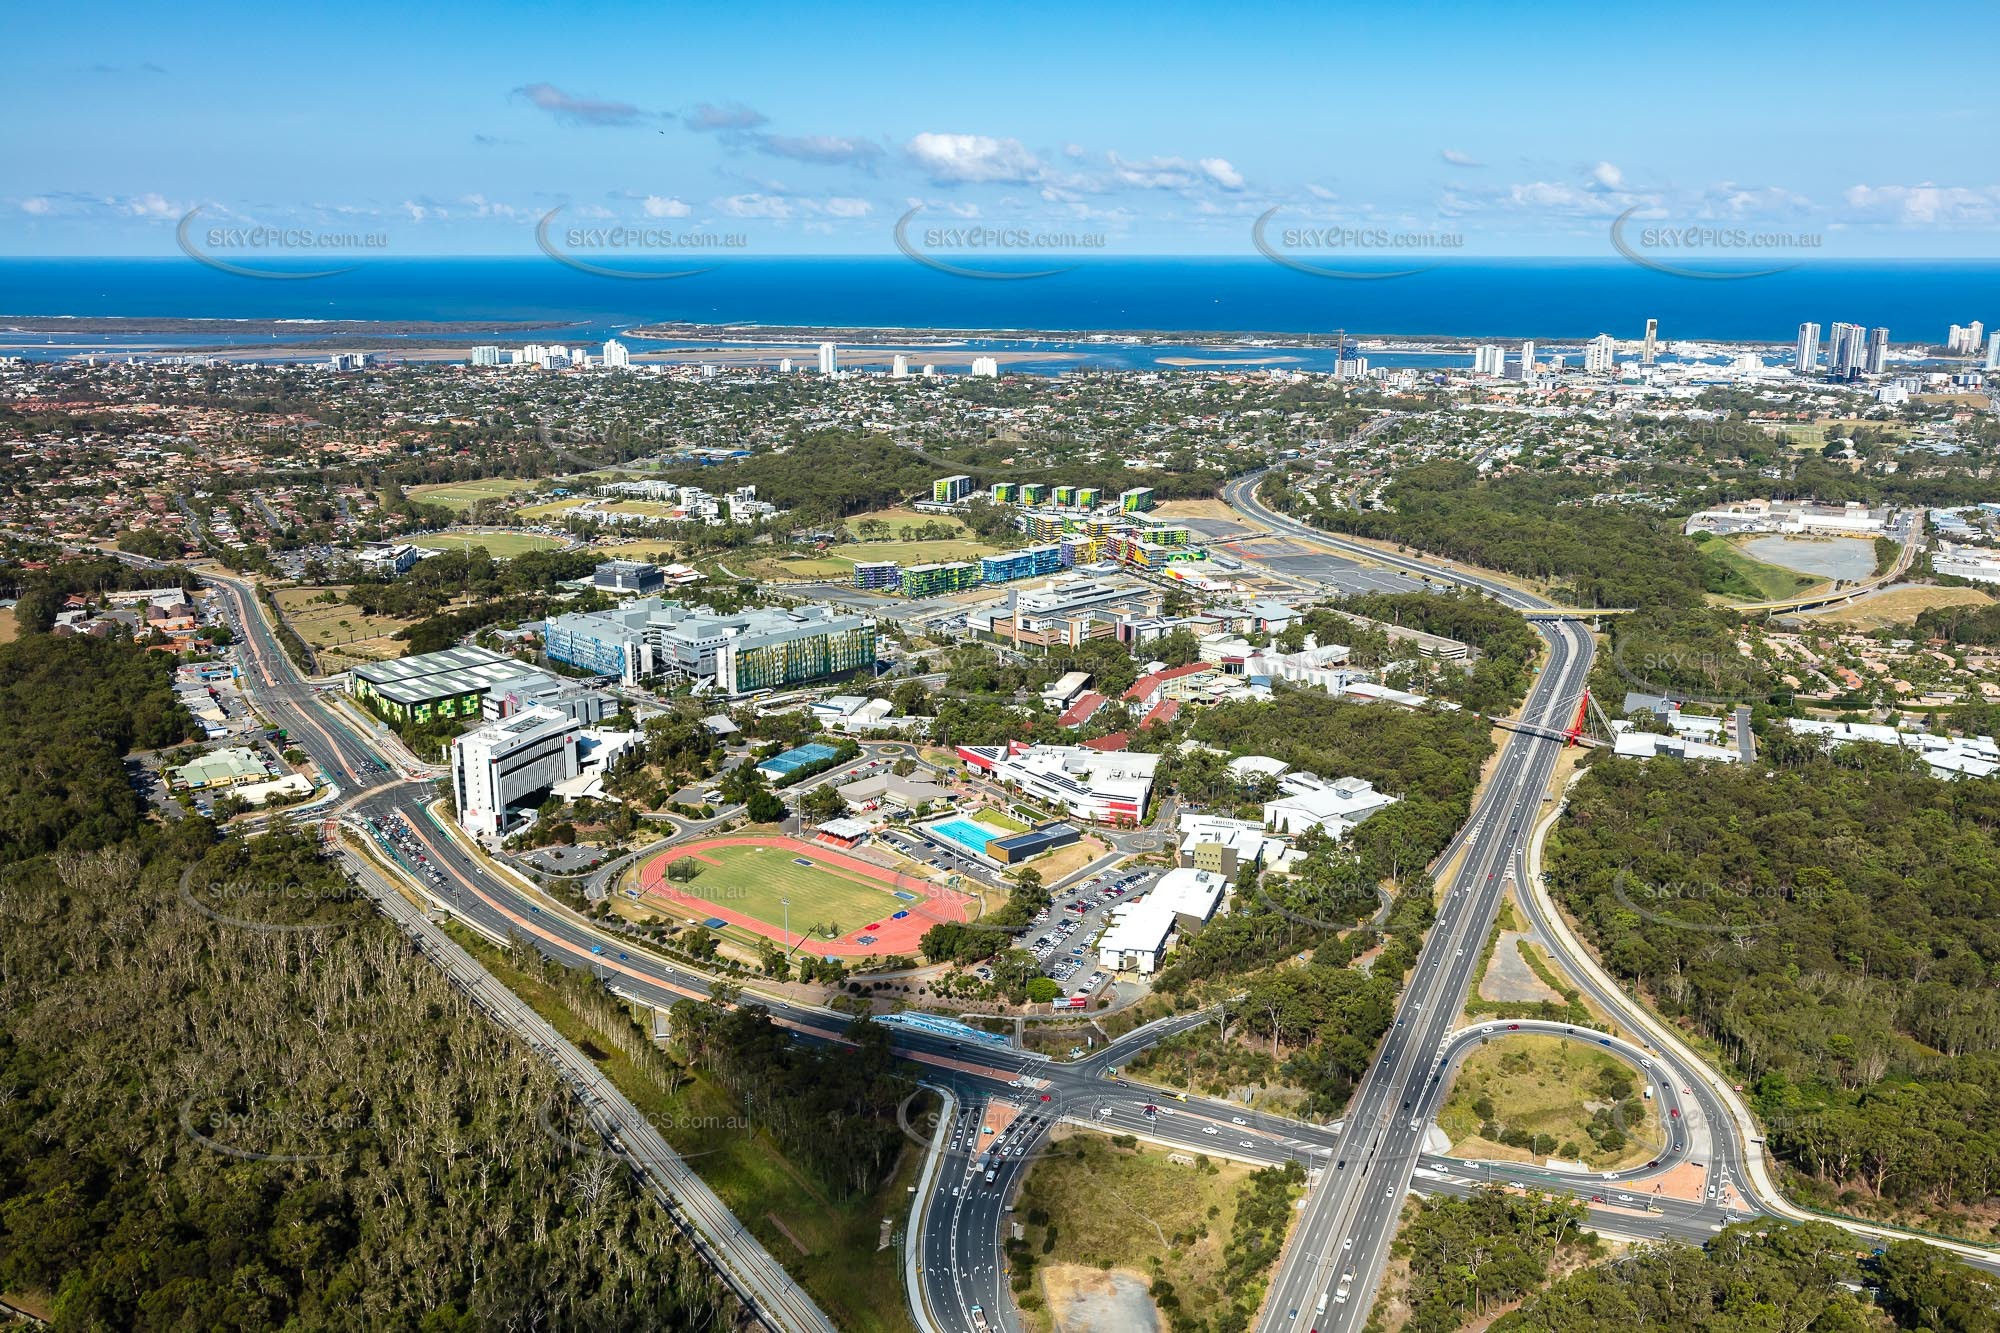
[1140,698,1180,730]
[1081,731,1130,752]
[1058,691,1108,728]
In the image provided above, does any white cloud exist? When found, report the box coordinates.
[1440,149,1482,168]
[642,195,693,218]
[905,132,1043,184]
[755,133,883,167]
[684,102,768,133]
[1844,182,2000,226]
[20,197,51,215]
[715,192,871,221]
[512,82,648,128]
[1200,157,1245,190]
[1591,161,1624,189]
[122,192,178,218]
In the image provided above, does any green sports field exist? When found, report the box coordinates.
[668,842,910,932]
[406,477,536,511]
[410,530,566,559]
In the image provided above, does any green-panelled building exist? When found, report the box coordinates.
[348,645,530,725]
[716,618,878,693]
[900,560,982,598]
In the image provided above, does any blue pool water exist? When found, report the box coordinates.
[929,817,1003,857]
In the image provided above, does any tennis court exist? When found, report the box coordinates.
[638,835,975,957]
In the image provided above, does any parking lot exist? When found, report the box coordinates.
[1012,866,1162,996]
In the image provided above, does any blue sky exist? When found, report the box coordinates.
[6,0,1997,260]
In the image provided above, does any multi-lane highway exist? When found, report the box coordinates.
[188,438,1993,1333]
[1218,462,1781,1328]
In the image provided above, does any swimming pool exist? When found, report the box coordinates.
[928,816,1004,857]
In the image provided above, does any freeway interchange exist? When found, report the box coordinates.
[190,445,1994,1333]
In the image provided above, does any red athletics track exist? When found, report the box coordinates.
[637,835,975,958]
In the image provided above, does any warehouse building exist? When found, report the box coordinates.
[348,645,533,726]
[986,823,1080,864]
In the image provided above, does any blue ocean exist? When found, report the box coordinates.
[3,257,1997,366]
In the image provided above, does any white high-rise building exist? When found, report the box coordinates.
[818,342,839,376]
[1642,318,1659,365]
[1948,324,1968,353]
[1827,322,1865,377]
[469,345,503,367]
[452,706,581,836]
[601,338,630,369]
[1947,322,1984,355]
[1795,322,1820,376]
[1584,334,1616,375]
[970,356,999,377]
[779,357,794,373]
[1987,331,2000,370]
[892,353,910,378]
[1518,340,1537,381]
[1472,344,1505,376]
[1867,326,1890,375]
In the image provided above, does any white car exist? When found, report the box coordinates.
[1202,1125,1218,1136]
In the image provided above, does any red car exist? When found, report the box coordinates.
[1669,1108,1679,1118]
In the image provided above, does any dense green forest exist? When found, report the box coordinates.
[1499,1223,2000,1333]
[1547,753,2000,1228]
[669,998,911,1201]
[0,634,191,865]
[1911,599,2000,648]
[0,625,735,1329]
[1267,460,1707,610]
[1392,1188,1598,1333]
[1137,877,1436,1116]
